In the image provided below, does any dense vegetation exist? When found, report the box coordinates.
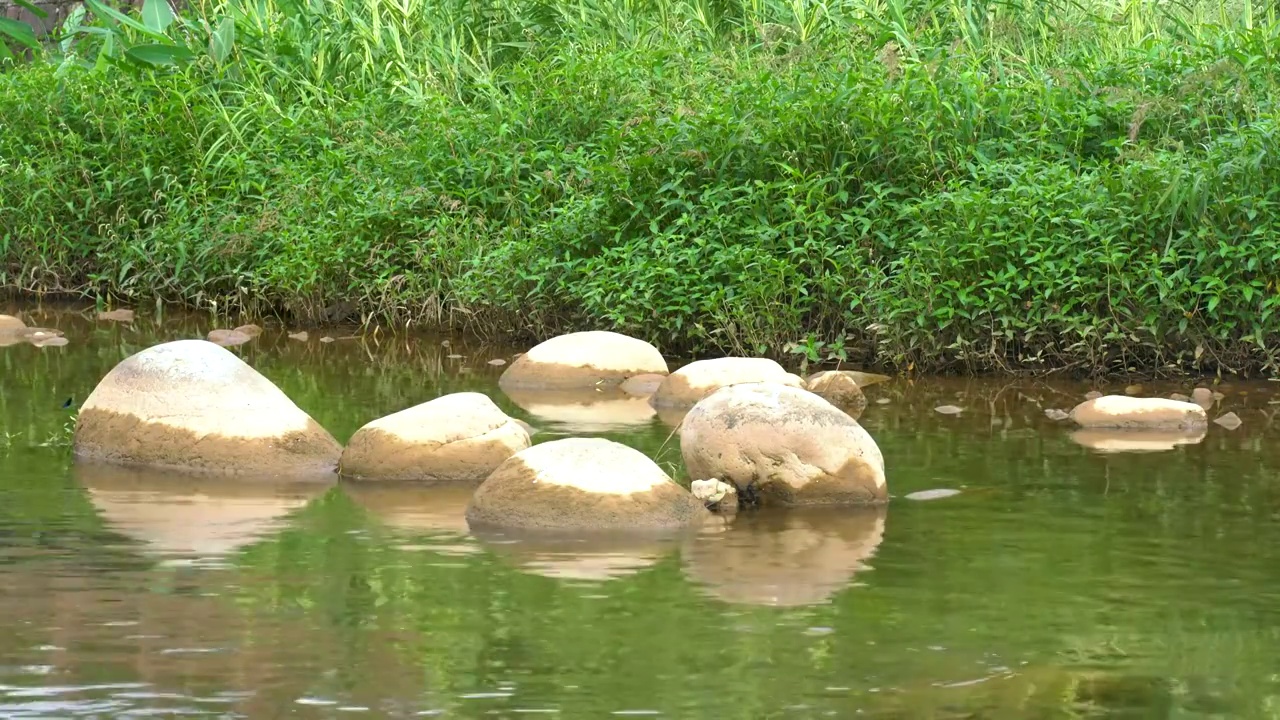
[2,0,1279,374]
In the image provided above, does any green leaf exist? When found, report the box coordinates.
[0,17,40,50]
[209,16,234,64]
[14,0,49,19]
[84,0,167,40]
[124,42,195,66]
[141,0,174,33]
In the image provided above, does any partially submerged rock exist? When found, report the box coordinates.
[904,488,961,501]
[680,383,887,507]
[0,314,25,332]
[465,438,708,532]
[340,392,530,482]
[1213,412,1243,430]
[934,404,964,415]
[97,309,135,322]
[234,324,264,338]
[620,373,667,397]
[498,331,668,390]
[74,339,342,476]
[691,478,739,513]
[1069,395,1207,430]
[805,371,867,414]
[1044,408,1070,421]
[208,329,253,347]
[651,357,803,409]
[1191,387,1214,409]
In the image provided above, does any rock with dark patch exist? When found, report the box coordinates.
[679,383,887,507]
[340,392,530,482]
[499,331,668,391]
[652,357,804,409]
[465,438,708,532]
[74,339,342,476]
[1069,395,1207,430]
[805,371,867,415]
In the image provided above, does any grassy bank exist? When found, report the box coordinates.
[2,0,1280,375]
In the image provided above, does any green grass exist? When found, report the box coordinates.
[2,0,1280,375]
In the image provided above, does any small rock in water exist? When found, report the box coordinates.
[934,405,964,415]
[97,308,135,322]
[447,354,463,360]
[1124,384,1143,395]
[233,324,264,338]
[288,331,309,342]
[1085,390,1103,400]
[319,336,336,344]
[488,358,507,366]
[1169,393,1191,403]
[1044,409,1069,421]
[33,336,70,348]
[1191,387,1214,409]
[208,329,252,347]
[875,398,891,405]
[1212,391,1225,401]
[905,489,961,501]
[1213,412,1242,430]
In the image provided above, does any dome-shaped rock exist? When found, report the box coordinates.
[1069,395,1208,430]
[0,314,26,332]
[74,339,341,475]
[466,438,707,532]
[340,392,530,482]
[498,331,668,390]
[805,371,868,414]
[680,383,887,507]
[651,357,803,409]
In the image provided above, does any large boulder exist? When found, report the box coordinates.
[0,314,25,332]
[680,383,887,507]
[1069,395,1208,430]
[805,371,868,414]
[498,331,668,390]
[74,339,342,476]
[651,357,804,409]
[466,438,708,532]
[340,392,530,482]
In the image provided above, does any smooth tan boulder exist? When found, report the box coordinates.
[0,314,25,332]
[208,328,253,347]
[340,392,530,482]
[466,438,708,532]
[1069,395,1207,430]
[498,331,668,390]
[680,383,887,507]
[651,357,804,409]
[805,371,868,414]
[74,339,342,476]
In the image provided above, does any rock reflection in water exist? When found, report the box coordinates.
[473,529,679,581]
[75,464,332,558]
[1070,427,1207,453]
[502,387,657,433]
[681,507,886,607]
[341,481,480,555]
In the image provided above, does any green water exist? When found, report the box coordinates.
[3,302,1280,719]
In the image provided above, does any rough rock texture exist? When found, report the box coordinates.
[74,339,342,475]
[340,392,530,482]
[652,358,804,409]
[465,438,708,532]
[805,371,868,414]
[498,331,668,390]
[680,383,887,507]
[1069,395,1208,430]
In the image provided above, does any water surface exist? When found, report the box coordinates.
[3,301,1280,718]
